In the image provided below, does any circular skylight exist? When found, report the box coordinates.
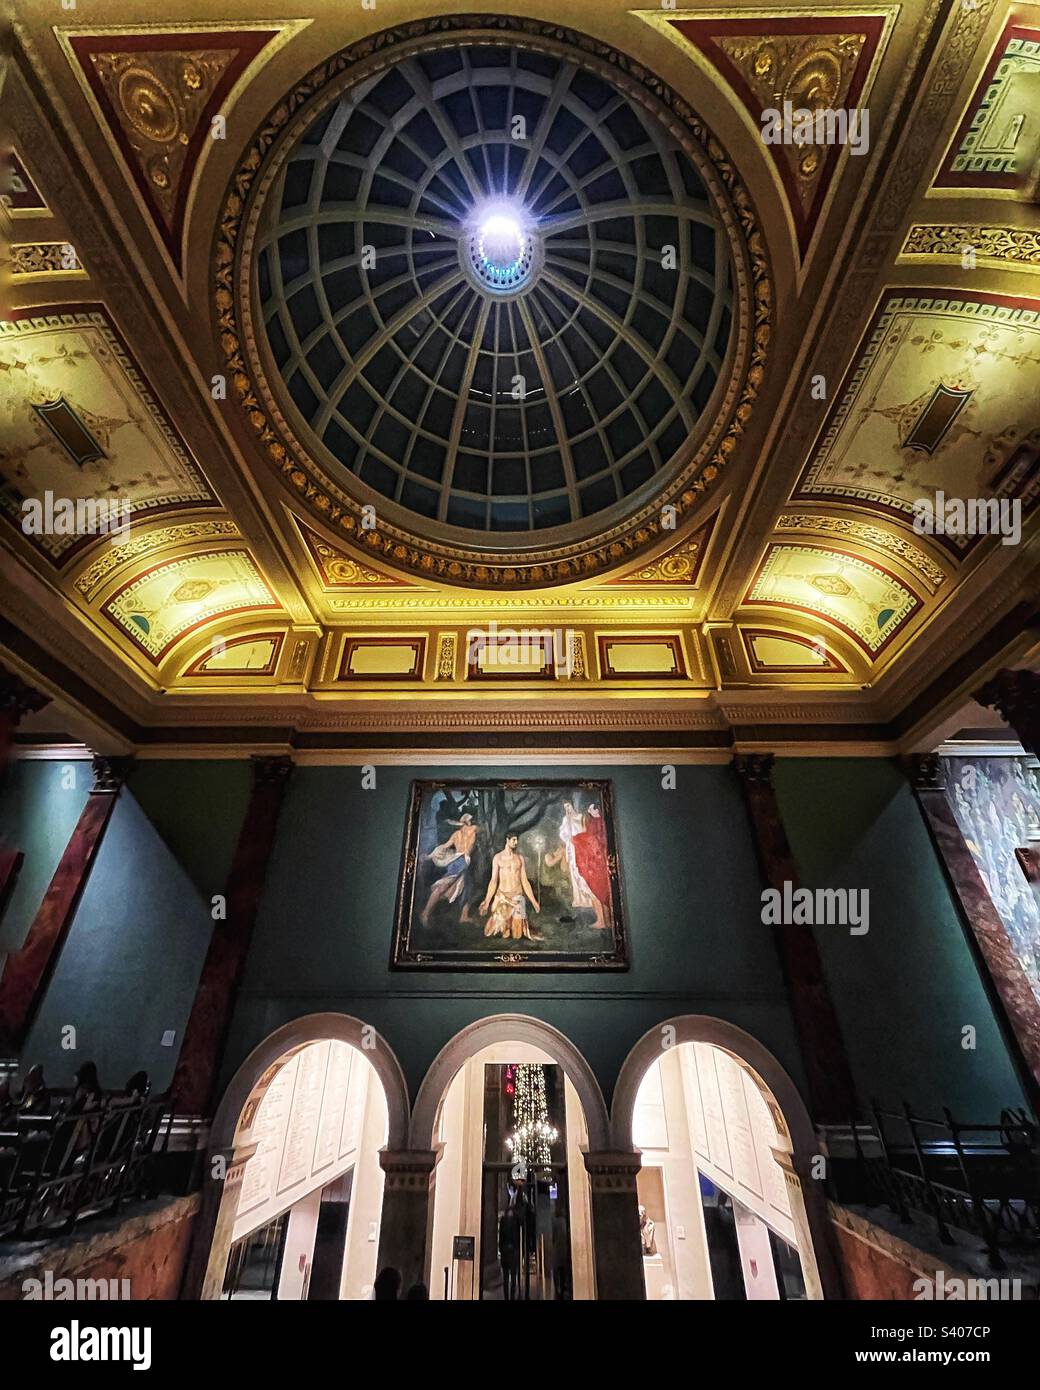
[252,39,738,537]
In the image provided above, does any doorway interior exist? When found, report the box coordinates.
[429,1041,595,1299]
[633,1041,806,1300]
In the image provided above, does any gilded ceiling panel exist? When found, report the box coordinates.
[794,290,1040,551]
[182,631,284,676]
[294,518,414,590]
[61,28,279,270]
[102,549,279,662]
[740,627,850,673]
[934,22,1040,195]
[0,308,217,564]
[744,544,920,654]
[657,12,891,259]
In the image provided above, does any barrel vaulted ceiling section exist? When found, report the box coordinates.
[0,3,1037,749]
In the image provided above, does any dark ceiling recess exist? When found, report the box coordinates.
[256,41,735,537]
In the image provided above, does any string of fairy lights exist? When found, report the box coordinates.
[505,1063,559,1174]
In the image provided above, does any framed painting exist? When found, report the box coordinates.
[391,779,627,970]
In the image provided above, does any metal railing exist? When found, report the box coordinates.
[0,1096,171,1238]
[847,1102,1040,1270]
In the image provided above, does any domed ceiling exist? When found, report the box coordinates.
[2,3,1038,753]
[218,23,769,586]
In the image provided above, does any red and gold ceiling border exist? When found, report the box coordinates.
[63,28,279,270]
[658,12,890,260]
[214,14,772,590]
[933,22,1040,194]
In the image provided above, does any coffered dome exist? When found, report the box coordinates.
[219,19,770,585]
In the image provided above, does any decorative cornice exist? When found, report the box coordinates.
[90,753,134,794]
[901,224,1040,273]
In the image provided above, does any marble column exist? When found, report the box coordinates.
[975,669,1040,756]
[377,1149,439,1293]
[171,755,293,1117]
[582,1151,645,1300]
[0,665,49,772]
[0,755,131,1050]
[905,754,1040,1117]
[734,753,857,1125]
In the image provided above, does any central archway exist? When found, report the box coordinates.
[413,1015,609,1300]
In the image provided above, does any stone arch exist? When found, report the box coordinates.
[612,1015,841,1301]
[209,1011,409,1153]
[612,1015,812,1157]
[411,1013,610,1152]
[188,1013,409,1299]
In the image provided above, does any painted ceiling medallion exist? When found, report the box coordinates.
[66,30,277,268]
[660,15,888,258]
[294,518,413,590]
[216,16,770,589]
[794,290,1040,553]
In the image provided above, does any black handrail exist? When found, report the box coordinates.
[841,1102,1039,1270]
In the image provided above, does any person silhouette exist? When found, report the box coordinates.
[373,1266,401,1301]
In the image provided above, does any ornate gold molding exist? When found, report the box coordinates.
[11,242,86,277]
[775,512,947,592]
[900,223,1040,273]
[74,519,240,601]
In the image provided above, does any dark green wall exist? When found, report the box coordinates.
[18,760,250,1091]
[221,763,804,1107]
[774,758,1027,1118]
[4,754,1027,1124]
[0,758,90,956]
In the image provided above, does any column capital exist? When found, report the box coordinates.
[903,752,946,791]
[378,1147,439,1190]
[251,753,294,786]
[90,754,134,794]
[733,752,776,785]
[975,668,1040,755]
[0,667,49,723]
[581,1150,642,1193]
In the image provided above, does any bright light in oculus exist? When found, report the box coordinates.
[478,214,526,271]
[464,200,538,295]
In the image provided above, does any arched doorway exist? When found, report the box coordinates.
[613,1018,841,1301]
[413,1015,608,1300]
[197,1014,409,1300]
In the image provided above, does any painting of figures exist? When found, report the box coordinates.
[391,780,627,970]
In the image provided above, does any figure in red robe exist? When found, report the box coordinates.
[572,803,611,930]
